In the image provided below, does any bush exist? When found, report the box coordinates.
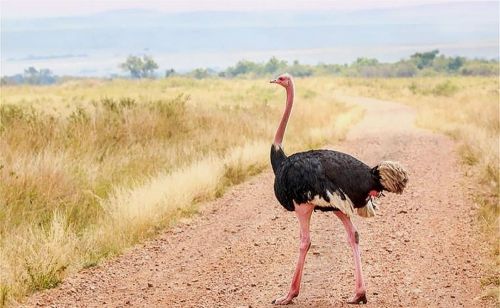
[461,61,499,76]
[432,80,458,96]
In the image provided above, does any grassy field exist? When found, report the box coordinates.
[0,77,363,305]
[338,76,499,299]
[1,76,498,305]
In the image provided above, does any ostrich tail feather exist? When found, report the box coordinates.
[374,161,408,194]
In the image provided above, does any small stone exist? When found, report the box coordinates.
[148,283,153,288]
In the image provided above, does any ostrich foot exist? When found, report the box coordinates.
[347,293,367,304]
[271,292,298,305]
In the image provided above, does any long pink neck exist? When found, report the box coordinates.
[273,81,294,147]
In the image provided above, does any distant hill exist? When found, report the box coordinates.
[1,1,498,76]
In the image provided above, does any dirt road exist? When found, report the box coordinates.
[25,96,493,307]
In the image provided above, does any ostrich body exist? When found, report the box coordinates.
[269,74,408,305]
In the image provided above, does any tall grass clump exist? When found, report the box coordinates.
[339,76,499,300]
[0,77,362,306]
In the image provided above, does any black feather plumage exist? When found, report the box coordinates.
[271,145,383,212]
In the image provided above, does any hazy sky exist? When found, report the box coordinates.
[1,0,481,18]
[1,0,497,76]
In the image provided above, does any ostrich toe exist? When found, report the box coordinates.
[347,293,367,304]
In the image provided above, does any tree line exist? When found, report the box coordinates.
[1,50,498,85]
[1,67,57,85]
[205,50,498,79]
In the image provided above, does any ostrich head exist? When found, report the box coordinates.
[270,73,293,88]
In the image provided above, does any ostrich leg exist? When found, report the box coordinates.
[272,204,314,305]
[334,211,367,304]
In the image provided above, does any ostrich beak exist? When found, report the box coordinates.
[270,79,277,83]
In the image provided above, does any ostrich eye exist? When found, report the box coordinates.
[278,77,284,81]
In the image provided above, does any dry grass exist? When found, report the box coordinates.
[0,77,363,306]
[338,76,499,301]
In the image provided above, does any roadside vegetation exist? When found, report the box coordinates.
[0,77,362,306]
[338,76,499,301]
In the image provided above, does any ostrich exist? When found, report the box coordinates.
[269,73,408,305]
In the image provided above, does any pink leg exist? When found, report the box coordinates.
[273,203,314,305]
[335,211,367,304]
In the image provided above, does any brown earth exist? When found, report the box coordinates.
[24,96,494,307]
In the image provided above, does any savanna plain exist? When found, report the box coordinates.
[0,76,498,306]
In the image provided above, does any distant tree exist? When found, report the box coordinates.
[120,55,158,78]
[120,56,143,78]
[314,63,344,75]
[264,57,287,74]
[165,68,176,77]
[22,67,56,85]
[349,58,383,77]
[226,60,260,77]
[448,56,465,71]
[24,67,39,84]
[411,50,440,69]
[191,68,210,79]
[287,60,313,77]
[142,55,159,78]
[394,61,418,77]
[353,58,379,66]
[431,55,450,73]
[38,69,56,84]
